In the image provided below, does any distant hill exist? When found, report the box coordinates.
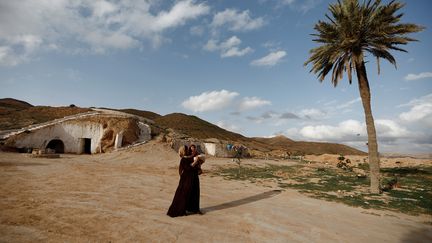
[0,98,91,130]
[0,98,366,155]
[0,98,33,111]
[253,135,295,146]
[155,113,365,155]
[155,113,248,141]
[115,109,161,121]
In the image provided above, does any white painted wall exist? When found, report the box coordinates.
[14,122,104,154]
[204,143,216,156]
[114,132,124,150]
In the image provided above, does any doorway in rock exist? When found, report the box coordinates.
[46,139,65,153]
[83,138,91,154]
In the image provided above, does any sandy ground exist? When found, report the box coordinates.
[0,141,431,242]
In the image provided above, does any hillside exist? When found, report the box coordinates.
[117,109,161,121]
[0,98,33,111]
[155,113,365,156]
[0,98,366,155]
[0,99,91,130]
[155,113,248,142]
[97,107,161,121]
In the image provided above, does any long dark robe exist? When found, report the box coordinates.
[167,157,200,217]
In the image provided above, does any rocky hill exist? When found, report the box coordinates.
[0,99,92,130]
[155,113,248,142]
[0,98,33,111]
[0,98,366,155]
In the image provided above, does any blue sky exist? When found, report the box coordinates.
[1,0,431,153]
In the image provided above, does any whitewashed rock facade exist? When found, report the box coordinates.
[14,121,104,154]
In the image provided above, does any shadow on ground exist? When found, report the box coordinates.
[401,227,432,243]
[202,189,282,213]
[0,162,47,166]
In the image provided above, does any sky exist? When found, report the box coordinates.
[1,0,431,154]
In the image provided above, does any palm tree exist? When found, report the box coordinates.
[305,0,423,193]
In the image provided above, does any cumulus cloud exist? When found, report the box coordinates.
[181,90,239,112]
[291,119,412,143]
[0,34,43,66]
[399,93,432,125]
[251,50,286,67]
[0,0,210,65]
[375,120,411,140]
[281,95,432,152]
[238,97,271,111]
[299,120,365,141]
[283,117,429,152]
[211,9,265,32]
[404,72,432,81]
[203,36,253,58]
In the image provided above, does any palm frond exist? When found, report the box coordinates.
[305,0,424,85]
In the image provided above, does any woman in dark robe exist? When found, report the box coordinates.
[167,145,202,217]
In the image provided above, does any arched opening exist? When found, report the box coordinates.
[46,139,65,153]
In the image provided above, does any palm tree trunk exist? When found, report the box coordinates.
[355,60,381,194]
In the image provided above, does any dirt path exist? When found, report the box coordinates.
[1,141,431,242]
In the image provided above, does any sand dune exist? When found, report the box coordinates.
[0,141,431,242]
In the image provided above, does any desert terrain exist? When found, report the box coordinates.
[0,141,431,242]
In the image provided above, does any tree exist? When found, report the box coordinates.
[305,0,423,193]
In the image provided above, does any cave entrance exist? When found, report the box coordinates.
[82,138,91,154]
[46,139,65,153]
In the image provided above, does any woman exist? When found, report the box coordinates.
[167,145,202,217]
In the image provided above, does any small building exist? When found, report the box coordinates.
[3,113,151,154]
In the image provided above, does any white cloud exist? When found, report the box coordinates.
[182,90,239,112]
[92,1,117,17]
[399,93,432,125]
[298,0,322,13]
[190,25,205,36]
[291,119,411,143]
[299,108,327,120]
[152,0,210,31]
[204,36,253,58]
[271,0,322,12]
[216,121,242,133]
[262,41,282,50]
[221,46,253,58]
[277,0,322,12]
[0,34,43,66]
[281,95,432,153]
[251,51,286,67]
[0,0,210,65]
[211,9,265,32]
[404,72,432,81]
[283,117,429,153]
[375,119,411,139]
[239,97,271,111]
[299,120,365,141]
[399,103,432,123]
